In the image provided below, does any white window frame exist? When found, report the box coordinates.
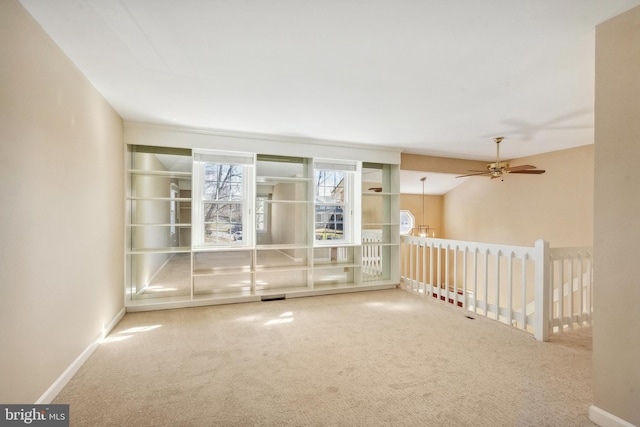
[313,159,361,246]
[192,150,255,248]
[399,210,415,235]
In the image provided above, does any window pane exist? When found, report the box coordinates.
[194,153,251,248]
[314,170,345,203]
[256,196,266,232]
[203,202,243,243]
[315,204,344,241]
[203,164,243,201]
[314,169,347,242]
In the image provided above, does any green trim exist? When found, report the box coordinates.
[257,154,304,164]
[132,145,192,156]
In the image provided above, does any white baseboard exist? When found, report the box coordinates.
[589,405,637,427]
[35,307,126,404]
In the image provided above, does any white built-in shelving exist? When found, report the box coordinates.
[125,146,399,310]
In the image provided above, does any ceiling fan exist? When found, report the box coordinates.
[457,137,546,180]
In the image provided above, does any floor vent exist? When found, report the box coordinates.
[261,294,286,302]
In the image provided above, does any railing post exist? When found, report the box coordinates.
[534,239,550,341]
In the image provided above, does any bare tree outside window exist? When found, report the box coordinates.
[203,164,244,243]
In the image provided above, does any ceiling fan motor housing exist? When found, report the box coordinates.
[455,137,545,179]
[487,161,509,172]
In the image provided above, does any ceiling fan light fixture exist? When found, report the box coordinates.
[487,161,509,172]
[456,137,546,179]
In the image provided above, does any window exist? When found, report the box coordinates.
[255,195,268,233]
[399,210,414,235]
[193,151,254,247]
[314,160,360,244]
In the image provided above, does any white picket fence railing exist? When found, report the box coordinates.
[400,236,593,341]
[548,247,593,332]
[362,230,384,278]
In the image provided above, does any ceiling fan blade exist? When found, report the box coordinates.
[456,171,491,178]
[506,164,536,172]
[510,169,546,174]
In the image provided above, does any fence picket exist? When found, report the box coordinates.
[453,245,459,307]
[444,245,449,301]
[473,248,478,314]
[462,249,468,309]
[569,257,574,330]
[495,250,501,321]
[484,249,489,316]
[399,236,592,342]
[437,243,442,299]
[507,252,513,326]
[578,255,583,322]
[521,254,527,331]
[558,259,564,333]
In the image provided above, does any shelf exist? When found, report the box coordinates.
[126,145,399,309]
[313,262,360,270]
[256,176,312,184]
[130,223,191,227]
[129,169,192,178]
[255,265,311,273]
[255,244,311,250]
[128,197,192,202]
[193,267,253,277]
[262,200,312,204]
[192,291,256,303]
[362,192,398,196]
[313,242,361,248]
[192,246,253,253]
[128,247,191,254]
[253,285,311,296]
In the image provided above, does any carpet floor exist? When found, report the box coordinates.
[54,288,594,426]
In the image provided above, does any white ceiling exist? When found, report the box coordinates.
[20,0,640,167]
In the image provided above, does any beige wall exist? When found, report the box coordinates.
[401,146,593,328]
[593,6,640,425]
[400,194,443,237]
[0,0,124,403]
[443,145,593,247]
[398,153,466,238]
